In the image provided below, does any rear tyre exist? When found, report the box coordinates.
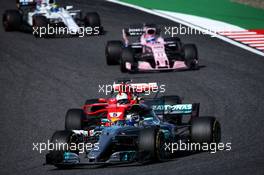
[65,109,84,130]
[120,48,135,73]
[105,41,124,65]
[183,44,198,70]
[2,10,22,31]
[191,117,221,143]
[46,130,79,166]
[84,12,101,27]
[139,127,167,162]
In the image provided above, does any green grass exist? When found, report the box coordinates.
[121,0,264,29]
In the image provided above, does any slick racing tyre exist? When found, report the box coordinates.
[46,130,79,167]
[65,108,84,130]
[191,117,221,143]
[2,10,22,31]
[139,127,168,162]
[183,44,198,70]
[105,41,124,65]
[32,15,49,38]
[84,12,101,27]
[120,48,135,73]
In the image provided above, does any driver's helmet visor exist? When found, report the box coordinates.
[146,28,156,35]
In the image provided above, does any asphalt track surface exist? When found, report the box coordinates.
[0,0,264,175]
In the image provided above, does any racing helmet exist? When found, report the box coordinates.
[145,28,156,43]
[126,113,140,126]
[50,0,59,12]
[116,93,129,104]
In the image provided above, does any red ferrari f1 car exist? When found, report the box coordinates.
[65,80,160,130]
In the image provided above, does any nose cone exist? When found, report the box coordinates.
[87,127,120,162]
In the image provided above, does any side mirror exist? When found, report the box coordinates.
[65,6,73,10]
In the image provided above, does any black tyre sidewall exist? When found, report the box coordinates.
[139,127,167,161]
[3,10,22,31]
[191,117,221,143]
[105,41,124,65]
[46,130,78,165]
[84,12,101,27]
[65,109,84,130]
[120,48,134,73]
[183,44,198,69]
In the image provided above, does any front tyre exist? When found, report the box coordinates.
[65,109,84,130]
[105,41,124,65]
[120,48,135,73]
[139,127,168,162]
[183,44,198,70]
[84,12,101,27]
[46,130,79,166]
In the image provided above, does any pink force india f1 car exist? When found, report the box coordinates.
[105,24,199,73]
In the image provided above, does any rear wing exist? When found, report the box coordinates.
[16,0,36,9]
[122,24,161,46]
[123,24,145,37]
[122,26,144,46]
[123,23,161,36]
[152,103,199,114]
[145,100,200,118]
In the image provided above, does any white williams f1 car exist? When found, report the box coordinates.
[3,0,103,37]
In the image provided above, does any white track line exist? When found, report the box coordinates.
[107,0,264,56]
